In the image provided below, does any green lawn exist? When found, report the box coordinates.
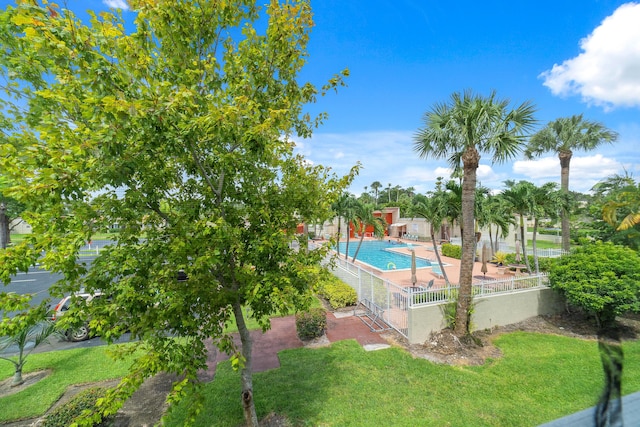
[0,346,135,422]
[4,322,638,426]
[165,333,640,427]
[0,302,322,422]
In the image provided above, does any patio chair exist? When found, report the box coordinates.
[431,266,444,279]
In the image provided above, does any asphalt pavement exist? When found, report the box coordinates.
[1,247,125,356]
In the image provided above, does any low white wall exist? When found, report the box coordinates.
[407,288,565,344]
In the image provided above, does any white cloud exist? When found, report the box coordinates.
[513,154,623,192]
[294,130,631,196]
[513,156,559,179]
[540,2,640,109]
[103,0,130,10]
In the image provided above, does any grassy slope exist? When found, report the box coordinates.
[165,333,640,427]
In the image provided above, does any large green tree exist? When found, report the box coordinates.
[526,115,618,252]
[414,90,535,336]
[0,1,352,425]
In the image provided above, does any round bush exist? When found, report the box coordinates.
[295,308,327,340]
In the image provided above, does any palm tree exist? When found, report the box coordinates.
[351,202,386,262]
[526,115,618,251]
[341,195,359,260]
[443,179,462,241]
[501,180,536,274]
[482,194,513,255]
[387,183,392,203]
[406,186,416,198]
[414,90,536,336]
[602,177,640,232]
[408,189,452,285]
[370,181,382,206]
[331,193,357,257]
[0,321,57,386]
[529,182,565,273]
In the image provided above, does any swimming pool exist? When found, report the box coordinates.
[336,240,433,271]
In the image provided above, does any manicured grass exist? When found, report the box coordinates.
[0,300,323,422]
[165,333,640,427]
[528,240,561,250]
[0,346,135,423]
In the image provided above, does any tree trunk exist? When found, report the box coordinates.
[454,147,479,336]
[352,231,366,262]
[519,215,532,273]
[344,222,351,260]
[430,225,450,285]
[0,202,8,249]
[532,218,540,274]
[335,218,342,257]
[11,366,24,387]
[488,225,495,256]
[559,151,572,252]
[232,302,259,427]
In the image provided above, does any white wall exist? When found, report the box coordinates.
[407,288,565,344]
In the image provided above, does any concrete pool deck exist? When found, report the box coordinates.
[334,238,515,288]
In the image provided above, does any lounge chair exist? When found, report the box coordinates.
[431,266,444,279]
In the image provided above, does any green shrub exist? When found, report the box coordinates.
[43,387,110,427]
[318,277,357,309]
[441,243,461,259]
[295,308,327,340]
[536,256,556,272]
[549,241,640,327]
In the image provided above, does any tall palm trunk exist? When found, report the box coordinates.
[518,214,532,273]
[454,147,478,336]
[232,301,258,427]
[344,222,352,260]
[532,218,540,274]
[335,217,342,257]
[352,221,365,262]
[559,151,572,252]
[430,224,450,285]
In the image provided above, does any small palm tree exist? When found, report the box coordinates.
[408,190,452,285]
[370,181,382,206]
[351,202,385,262]
[331,193,357,257]
[529,182,565,273]
[501,180,536,273]
[526,115,618,251]
[482,194,514,255]
[414,90,536,336]
[0,320,57,386]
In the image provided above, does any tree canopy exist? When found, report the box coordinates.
[549,241,640,328]
[0,1,353,425]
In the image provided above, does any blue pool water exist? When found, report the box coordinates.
[336,240,432,271]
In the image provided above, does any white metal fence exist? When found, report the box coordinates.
[329,257,409,337]
[327,255,549,339]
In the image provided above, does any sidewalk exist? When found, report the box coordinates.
[203,311,391,377]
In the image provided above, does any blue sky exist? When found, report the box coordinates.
[4,0,639,195]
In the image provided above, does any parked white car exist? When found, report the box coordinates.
[50,291,104,342]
